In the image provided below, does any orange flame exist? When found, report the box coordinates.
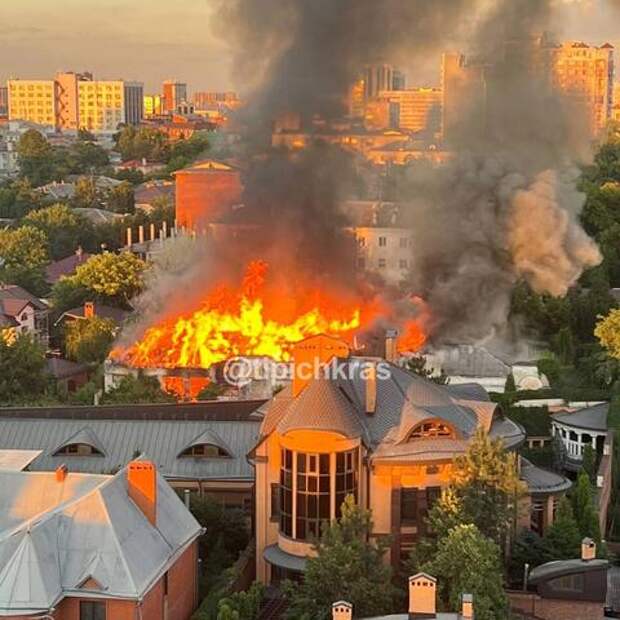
[112,260,373,369]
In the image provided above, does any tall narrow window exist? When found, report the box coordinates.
[80,601,106,620]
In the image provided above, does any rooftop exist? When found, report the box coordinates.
[0,465,202,615]
[551,402,609,432]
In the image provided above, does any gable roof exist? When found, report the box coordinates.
[0,285,47,312]
[45,252,92,285]
[0,466,201,615]
[179,429,234,457]
[52,427,106,456]
[55,304,130,326]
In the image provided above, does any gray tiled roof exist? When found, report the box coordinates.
[258,358,525,457]
[0,466,201,615]
[552,403,609,432]
[520,458,572,494]
[0,416,260,481]
[529,559,609,584]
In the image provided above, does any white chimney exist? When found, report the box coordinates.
[332,601,352,620]
[581,537,596,561]
[462,593,474,619]
[126,226,132,247]
[365,362,377,414]
[409,573,437,616]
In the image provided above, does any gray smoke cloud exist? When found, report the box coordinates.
[208,0,606,345]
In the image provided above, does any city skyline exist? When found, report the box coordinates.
[1,0,620,96]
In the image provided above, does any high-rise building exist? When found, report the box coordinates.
[8,73,144,133]
[144,94,163,117]
[548,41,615,137]
[193,91,240,109]
[441,52,487,143]
[0,86,8,117]
[613,83,620,123]
[364,64,394,99]
[376,88,443,134]
[347,77,366,118]
[124,81,144,126]
[163,80,187,114]
[392,70,407,91]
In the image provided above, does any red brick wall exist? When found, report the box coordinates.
[175,169,242,229]
[1,541,199,620]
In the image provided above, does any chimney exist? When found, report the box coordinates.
[461,593,474,619]
[55,464,68,482]
[127,461,157,526]
[365,362,377,414]
[291,335,350,397]
[581,537,596,561]
[84,301,95,319]
[408,573,437,616]
[385,329,398,363]
[332,601,353,620]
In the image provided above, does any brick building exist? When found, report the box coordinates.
[0,461,202,619]
[174,159,242,229]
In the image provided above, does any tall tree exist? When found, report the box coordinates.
[285,496,397,620]
[23,203,94,260]
[16,129,55,186]
[0,334,48,404]
[0,225,49,293]
[65,316,117,365]
[572,470,602,543]
[421,524,508,620]
[542,497,582,561]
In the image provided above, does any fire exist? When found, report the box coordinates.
[112,260,371,369]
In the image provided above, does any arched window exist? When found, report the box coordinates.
[408,421,455,440]
[54,443,103,456]
[179,443,231,458]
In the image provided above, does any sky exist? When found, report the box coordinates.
[0,0,618,95]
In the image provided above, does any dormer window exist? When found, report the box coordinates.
[179,443,231,458]
[408,421,455,440]
[54,443,103,456]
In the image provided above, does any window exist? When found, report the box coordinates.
[80,601,106,620]
[399,259,408,270]
[378,236,387,247]
[270,482,280,521]
[408,421,455,440]
[378,258,387,269]
[279,448,358,541]
[163,571,169,596]
[357,237,366,248]
[548,573,585,594]
[399,237,409,248]
[179,444,230,458]
[401,488,418,524]
[55,443,103,457]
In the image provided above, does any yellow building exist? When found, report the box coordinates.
[612,83,620,123]
[144,94,163,117]
[78,80,124,133]
[7,79,56,128]
[8,73,142,133]
[550,42,615,138]
[251,335,571,584]
[375,88,443,134]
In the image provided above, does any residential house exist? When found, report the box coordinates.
[250,335,570,584]
[45,249,93,286]
[0,461,202,619]
[0,284,49,345]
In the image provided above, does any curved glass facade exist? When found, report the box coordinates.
[279,447,358,541]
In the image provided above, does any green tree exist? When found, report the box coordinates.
[72,176,100,209]
[101,374,176,404]
[65,316,117,365]
[52,252,146,311]
[106,181,135,214]
[285,496,397,620]
[0,179,43,219]
[595,308,620,359]
[217,582,265,620]
[23,203,94,260]
[0,225,49,293]
[572,470,602,543]
[504,372,516,394]
[582,444,598,484]
[542,497,582,561]
[16,129,55,186]
[115,126,169,162]
[452,428,527,545]
[508,528,547,586]
[0,334,48,404]
[421,524,508,620]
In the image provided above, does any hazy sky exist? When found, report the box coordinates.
[0,0,618,95]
